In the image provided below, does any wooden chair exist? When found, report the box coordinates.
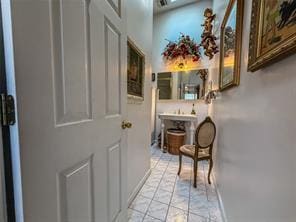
[177,117,216,187]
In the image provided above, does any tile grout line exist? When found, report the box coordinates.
[142,149,162,221]
[189,160,210,221]
[163,154,178,222]
[202,160,212,221]
[143,149,171,221]
[165,157,194,221]
[187,161,193,222]
[204,160,214,221]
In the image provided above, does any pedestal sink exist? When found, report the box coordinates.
[158,113,198,152]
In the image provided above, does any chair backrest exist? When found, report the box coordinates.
[195,116,216,149]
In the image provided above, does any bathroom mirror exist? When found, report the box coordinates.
[157,69,208,101]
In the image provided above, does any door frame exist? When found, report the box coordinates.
[0,1,15,221]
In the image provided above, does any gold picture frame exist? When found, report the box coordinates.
[127,38,145,101]
[219,0,244,91]
[248,0,296,72]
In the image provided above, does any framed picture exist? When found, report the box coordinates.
[248,0,296,72]
[219,0,244,91]
[127,39,145,101]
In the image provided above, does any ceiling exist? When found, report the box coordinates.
[153,0,199,14]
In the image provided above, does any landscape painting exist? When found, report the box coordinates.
[127,40,145,100]
[248,0,296,71]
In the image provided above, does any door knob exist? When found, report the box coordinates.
[122,120,132,129]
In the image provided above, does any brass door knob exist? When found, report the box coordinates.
[122,121,132,129]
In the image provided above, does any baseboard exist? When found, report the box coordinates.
[127,169,151,206]
[212,173,228,222]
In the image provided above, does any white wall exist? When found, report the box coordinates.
[209,1,296,221]
[126,0,153,201]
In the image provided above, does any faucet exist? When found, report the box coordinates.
[178,109,181,115]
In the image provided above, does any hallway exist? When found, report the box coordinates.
[128,146,223,222]
[1,0,296,221]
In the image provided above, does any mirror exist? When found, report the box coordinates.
[157,69,208,101]
[219,0,243,90]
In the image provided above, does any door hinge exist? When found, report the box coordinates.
[1,94,16,126]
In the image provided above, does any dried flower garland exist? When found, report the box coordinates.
[200,8,218,59]
[162,34,201,63]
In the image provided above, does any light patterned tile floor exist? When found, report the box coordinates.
[128,145,224,222]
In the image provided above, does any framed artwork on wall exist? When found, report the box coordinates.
[248,0,296,72]
[127,39,145,101]
[219,0,244,91]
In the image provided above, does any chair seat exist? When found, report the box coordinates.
[179,145,210,158]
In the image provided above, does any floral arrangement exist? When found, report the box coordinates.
[162,34,201,62]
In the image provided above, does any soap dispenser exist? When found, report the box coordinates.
[191,104,196,115]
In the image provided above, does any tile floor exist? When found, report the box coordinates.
[128,145,224,222]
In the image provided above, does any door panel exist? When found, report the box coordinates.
[108,143,121,221]
[106,0,121,16]
[105,19,121,116]
[51,0,92,125]
[58,156,94,222]
[9,0,127,221]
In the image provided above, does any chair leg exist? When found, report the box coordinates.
[177,154,182,175]
[208,159,213,184]
[193,160,198,188]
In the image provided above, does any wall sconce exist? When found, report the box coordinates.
[205,80,219,104]
[205,90,219,104]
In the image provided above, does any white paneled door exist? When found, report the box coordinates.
[9,0,127,221]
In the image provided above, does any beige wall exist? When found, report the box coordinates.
[209,1,296,222]
[126,0,153,202]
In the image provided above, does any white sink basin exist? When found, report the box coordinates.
[158,113,198,121]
